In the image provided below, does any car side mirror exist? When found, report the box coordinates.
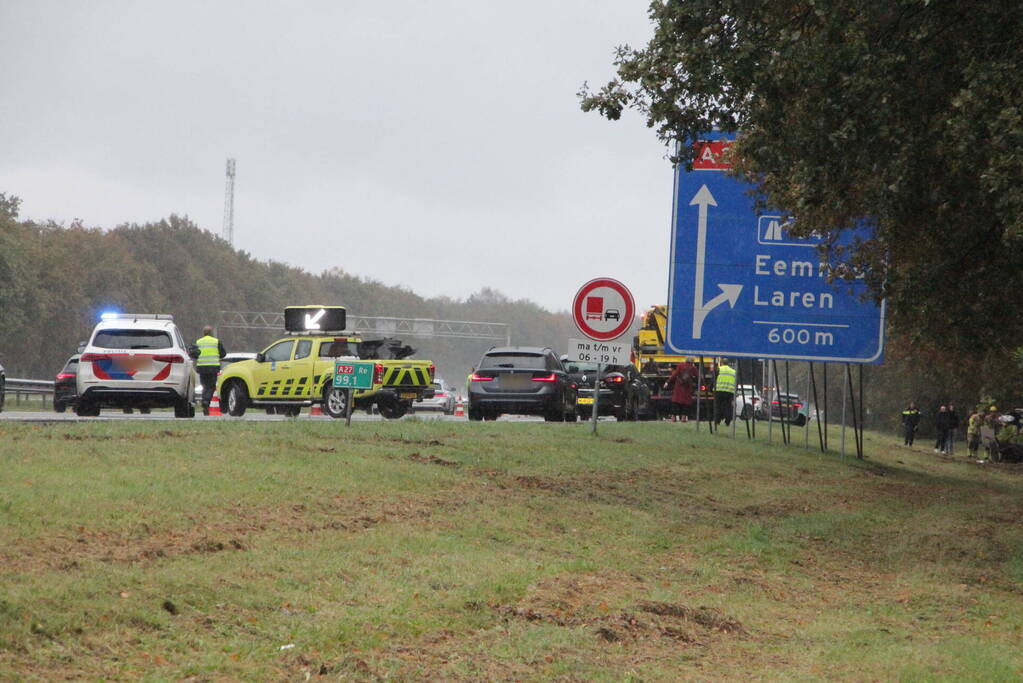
[255,352,266,363]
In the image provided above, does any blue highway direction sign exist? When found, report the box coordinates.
[666,133,885,364]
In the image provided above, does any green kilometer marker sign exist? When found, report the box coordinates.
[333,361,375,390]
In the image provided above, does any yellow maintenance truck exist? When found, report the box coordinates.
[217,306,434,419]
[632,305,716,419]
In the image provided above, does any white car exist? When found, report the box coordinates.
[414,378,457,414]
[734,384,762,421]
[76,313,195,417]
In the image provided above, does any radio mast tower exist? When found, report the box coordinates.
[222,158,236,245]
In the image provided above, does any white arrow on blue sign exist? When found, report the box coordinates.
[666,132,885,364]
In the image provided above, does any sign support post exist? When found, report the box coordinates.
[345,389,354,427]
[590,363,601,434]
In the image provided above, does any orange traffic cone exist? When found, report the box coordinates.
[208,393,222,416]
[310,403,323,416]
[454,401,465,417]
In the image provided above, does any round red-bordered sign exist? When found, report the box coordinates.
[572,278,635,341]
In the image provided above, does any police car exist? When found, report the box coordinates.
[75,313,196,417]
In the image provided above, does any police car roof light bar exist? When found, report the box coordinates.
[100,313,174,321]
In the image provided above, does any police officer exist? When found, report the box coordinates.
[193,325,226,416]
[901,401,921,446]
[714,358,737,427]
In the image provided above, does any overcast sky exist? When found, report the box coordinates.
[0,1,672,314]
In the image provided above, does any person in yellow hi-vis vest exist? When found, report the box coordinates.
[714,359,737,427]
[192,325,226,416]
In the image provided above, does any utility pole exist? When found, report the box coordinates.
[222,158,236,245]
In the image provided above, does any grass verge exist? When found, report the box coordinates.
[1,419,1022,680]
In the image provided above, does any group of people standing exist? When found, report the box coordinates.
[902,401,1005,460]
[661,358,736,426]
[900,402,960,453]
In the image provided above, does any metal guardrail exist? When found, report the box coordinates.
[4,378,55,407]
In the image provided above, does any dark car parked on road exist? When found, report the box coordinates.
[0,360,5,413]
[467,347,576,421]
[54,354,80,412]
[561,357,651,421]
[766,391,808,426]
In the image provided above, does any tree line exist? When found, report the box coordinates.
[0,194,575,386]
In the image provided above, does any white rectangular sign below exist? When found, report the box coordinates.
[567,338,630,366]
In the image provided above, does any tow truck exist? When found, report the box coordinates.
[216,306,435,419]
[632,305,716,419]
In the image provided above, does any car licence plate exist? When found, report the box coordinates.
[577,397,594,405]
[400,391,418,399]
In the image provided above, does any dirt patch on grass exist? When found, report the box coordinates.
[48,430,192,442]
[637,600,746,634]
[408,452,457,466]
[490,570,745,646]
[374,434,446,447]
[0,487,480,574]
[507,468,701,510]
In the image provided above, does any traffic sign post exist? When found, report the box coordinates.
[334,360,375,426]
[572,278,635,434]
[665,133,885,363]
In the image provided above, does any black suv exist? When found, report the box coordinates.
[468,347,576,421]
[562,357,651,421]
[53,354,80,413]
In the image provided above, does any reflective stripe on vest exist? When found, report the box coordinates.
[196,335,220,367]
[715,365,737,393]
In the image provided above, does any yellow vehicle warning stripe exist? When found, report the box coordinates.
[382,367,430,386]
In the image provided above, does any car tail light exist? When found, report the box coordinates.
[428,364,436,379]
[470,372,494,382]
[435,392,447,397]
[80,352,109,362]
[605,375,624,384]
[793,403,803,408]
[374,363,384,384]
[153,354,184,363]
[701,385,708,391]
[56,372,75,380]
[531,373,557,382]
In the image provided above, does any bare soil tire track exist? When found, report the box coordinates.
[0,485,485,575]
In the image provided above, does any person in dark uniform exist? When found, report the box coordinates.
[934,405,951,454]
[901,401,921,446]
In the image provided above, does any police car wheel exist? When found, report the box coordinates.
[225,381,248,417]
[323,386,349,419]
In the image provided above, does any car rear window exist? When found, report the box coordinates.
[480,353,546,370]
[93,329,172,350]
[62,358,79,372]
[320,339,354,358]
[565,361,600,373]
